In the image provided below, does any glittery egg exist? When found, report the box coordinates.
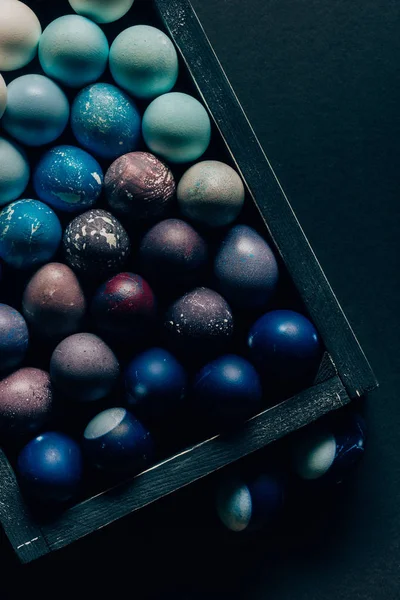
[39,15,109,88]
[71,83,141,160]
[105,152,176,222]
[68,0,135,24]
[63,209,131,279]
[214,225,279,309]
[142,92,211,164]
[17,432,83,503]
[33,145,103,214]
[139,218,208,289]
[110,25,179,99]
[0,304,29,374]
[22,263,86,340]
[0,368,53,437]
[0,200,62,270]
[83,407,154,473]
[0,137,30,207]
[2,75,70,147]
[0,1,42,71]
[91,272,157,343]
[164,287,234,357]
[0,75,7,118]
[177,161,245,227]
[50,333,120,402]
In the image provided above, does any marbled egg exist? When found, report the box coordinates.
[177,161,245,227]
[0,75,7,119]
[0,304,29,374]
[164,287,234,357]
[142,92,211,164]
[71,83,141,160]
[110,25,179,99]
[2,75,70,147]
[63,209,131,279]
[50,333,120,402]
[68,0,135,24]
[0,200,62,270]
[33,146,103,214]
[0,137,30,207]
[214,225,279,309]
[39,15,109,88]
[105,152,176,222]
[22,263,86,340]
[0,1,42,71]
[0,368,53,437]
[91,273,157,343]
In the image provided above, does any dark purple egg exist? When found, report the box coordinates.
[0,368,53,437]
[105,151,176,222]
[164,287,234,357]
[139,218,208,289]
[91,272,157,342]
[0,303,29,374]
[214,225,279,310]
[50,333,120,402]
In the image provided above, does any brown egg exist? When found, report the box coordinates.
[22,262,86,339]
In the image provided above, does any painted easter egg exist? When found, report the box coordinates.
[0,75,7,118]
[0,137,30,207]
[68,0,135,24]
[0,1,42,71]
[0,304,29,374]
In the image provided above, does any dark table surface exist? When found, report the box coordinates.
[4,0,399,598]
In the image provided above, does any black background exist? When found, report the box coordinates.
[4,0,400,598]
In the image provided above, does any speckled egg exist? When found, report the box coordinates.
[105,152,176,222]
[177,161,245,227]
[164,287,234,357]
[39,15,109,88]
[0,200,62,270]
[214,225,279,309]
[110,25,178,99]
[33,145,103,214]
[0,1,42,71]
[91,272,157,342]
[0,75,7,118]
[0,304,29,374]
[0,137,30,207]
[63,209,131,279]
[2,75,70,147]
[22,263,86,340]
[142,92,211,164]
[50,333,120,402]
[0,368,53,437]
[71,83,141,160]
[68,0,135,24]
[139,218,208,289]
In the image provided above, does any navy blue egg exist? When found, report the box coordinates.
[125,348,187,421]
[83,407,154,473]
[214,225,279,310]
[248,310,322,385]
[0,304,29,374]
[71,83,141,160]
[17,432,83,503]
[216,473,285,532]
[33,145,103,213]
[193,355,263,426]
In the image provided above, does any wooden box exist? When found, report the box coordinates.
[0,0,378,564]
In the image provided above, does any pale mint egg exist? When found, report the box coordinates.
[68,0,135,24]
[0,1,42,71]
[0,75,7,119]
[0,138,30,207]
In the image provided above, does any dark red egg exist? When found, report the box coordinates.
[91,272,157,342]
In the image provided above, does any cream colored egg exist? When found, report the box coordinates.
[68,0,135,24]
[0,75,7,119]
[0,1,42,71]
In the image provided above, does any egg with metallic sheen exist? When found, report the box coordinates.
[0,304,29,374]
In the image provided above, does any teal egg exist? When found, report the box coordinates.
[0,200,62,269]
[68,0,134,24]
[39,15,109,88]
[142,92,211,163]
[110,25,178,99]
[0,138,30,207]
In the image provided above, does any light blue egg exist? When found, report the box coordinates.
[39,15,109,88]
[33,145,103,213]
[142,92,211,163]
[71,83,141,160]
[0,199,62,269]
[110,25,179,99]
[0,138,30,206]
[2,75,70,147]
